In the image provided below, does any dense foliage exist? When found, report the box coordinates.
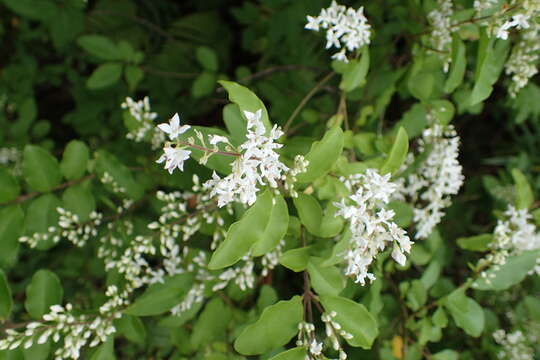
[0,0,539,359]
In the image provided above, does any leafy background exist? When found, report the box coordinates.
[0,0,539,359]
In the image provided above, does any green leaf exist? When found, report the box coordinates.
[24,194,61,250]
[293,193,321,234]
[251,194,289,256]
[191,72,217,98]
[2,0,56,21]
[269,347,307,360]
[387,201,413,227]
[124,274,193,316]
[319,295,378,348]
[218,81,272,131]
[432,307,448,328]
[60,140,89,180]
[0,270,12,320]
[124,65,144,91]
[0,205,24,268]
[406,280,427,311]
[524,296,540,321]
[22,145,62,192]
[115,315,146,345]
[177,126,233,174]
[234,296,303,355]
[191,298,231,349]
[49,6,84,50]
[380,127,409,175]
[223,104,247,146]
[209,190,287,269]
[25,270,63,319]
[87,63,123,89]
[456,234,492,251]
[89,337,115,360]
[473,250,540,290]
[420,259,441,290]
[0,168,20,203]
[77,35,121,61]
[319,202,345,237]
[444,290,484,337]
[511,168,534,209]
[23,339,50,360]
[339,48,369,92]
[444,36,466,93]
[94,150,144,199]
[307,259,345,296]
[297,126,344,183]
[432,350,459,360]
[393,103,427,139]
[257,285,278,311]
[279,247,311,272]
[196,46,218,72]
[62,184,96,222]
[430,100,455,125]
[408,72,434,102]
[470,34,509,105]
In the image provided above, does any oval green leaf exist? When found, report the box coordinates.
[234,296,303,355]
[25,269,63,319]
[22,145,62,192]
[297,126,344,183]
[319,295,378,349]
[60,140,89,180]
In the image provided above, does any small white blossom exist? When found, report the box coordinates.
[493,329,534,360]
[335,169,412,285]
[305,1,371,62]
[203,109,288,207]
[394,112,464,239]
[505,23,540,96]
[156,145,192,174]
[427,0,453,72]
[157,113,191,141]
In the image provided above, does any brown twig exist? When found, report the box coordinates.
[1,174,95,207]
[284,71,336,135]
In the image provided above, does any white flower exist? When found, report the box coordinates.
[305,1,371,62]
[393,114,464,239]
[309,339,323,356]
[427,0,453,72]
[505,23,540,96]
[209,135,229,146]
[335,169,412,285]
[157,113,191,141]
[156,145,191,174]
[203,109,289,207]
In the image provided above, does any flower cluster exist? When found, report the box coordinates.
[19,208,102,248]
[505,23,540,97]
[493,329,535,360]
[335,169,412,285]
[121,96,165,149]
[474,205,540,285]
[100,171,126,194]
[493,0,540,40]
[0,287,123,360]
[203,109,289,207]
[395,112,464,239]
[427,0,453,72]
[57,207,102,247]
[0,147,20,166]
[296,313,350,360]
[305,0,371,62]
[474,0,499,12]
